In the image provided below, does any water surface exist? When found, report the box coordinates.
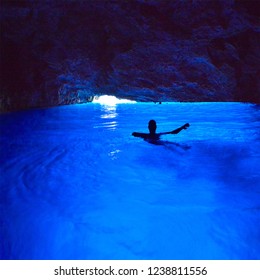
[0,102,260,259]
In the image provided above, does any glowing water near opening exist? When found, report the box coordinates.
[0,102,260,260]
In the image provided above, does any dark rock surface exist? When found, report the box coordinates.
[1,0,259,112]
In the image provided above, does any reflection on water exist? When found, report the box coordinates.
[0,102,259,260]
[97,105,118,130]
[100,105,118,119]
[100,105,121,158]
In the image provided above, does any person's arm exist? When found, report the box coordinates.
[132,132,149,138]
[159,123,190,135]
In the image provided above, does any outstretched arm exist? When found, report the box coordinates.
[171,123,190,134]
[159,123,190,135]
[132,132,149,138]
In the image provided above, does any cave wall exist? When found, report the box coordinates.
[0,0,259,112]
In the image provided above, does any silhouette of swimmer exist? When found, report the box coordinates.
[132,120,190,142]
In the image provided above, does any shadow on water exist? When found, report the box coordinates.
[144,139,191,151]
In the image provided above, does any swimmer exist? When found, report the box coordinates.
[132,120,190,141]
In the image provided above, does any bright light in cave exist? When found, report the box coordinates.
[92,95,136,106]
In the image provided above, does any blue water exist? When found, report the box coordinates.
[0,102,260,260]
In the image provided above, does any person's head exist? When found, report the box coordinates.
[148,120,157,134]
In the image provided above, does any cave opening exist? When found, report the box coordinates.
[92,95,137,106]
